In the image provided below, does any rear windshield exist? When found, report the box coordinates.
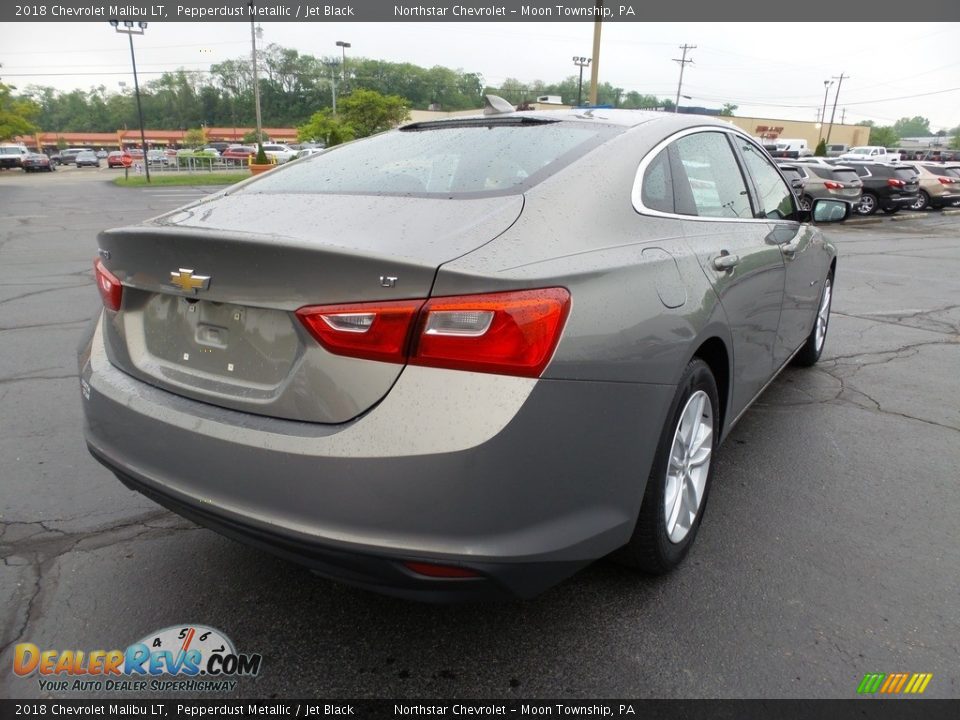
[894,168,918,181]
[831,169,860,184]
[242,121,618,197]
[922,165,953,177]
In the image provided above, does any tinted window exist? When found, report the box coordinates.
[245,122,615,196]
[851,165,871,177]
[894,168,918,182]
[673,132,752,219]
[641,148,674,213]
[737,139,795,220]
[831,169,860,184]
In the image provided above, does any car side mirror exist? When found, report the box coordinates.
[812,198,850,223]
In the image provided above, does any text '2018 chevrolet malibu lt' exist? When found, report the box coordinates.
[80,99,846,600]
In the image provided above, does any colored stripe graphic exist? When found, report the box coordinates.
[858,672,932,695]
[858,673,886,694]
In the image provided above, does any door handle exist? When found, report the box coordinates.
[781,241,801,256]
[712,253,740,271]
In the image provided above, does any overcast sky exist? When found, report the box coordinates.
[3,21,959,130]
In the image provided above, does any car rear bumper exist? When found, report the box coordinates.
[80,315,674,600]
[928,191,960,207]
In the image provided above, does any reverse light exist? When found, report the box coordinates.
[94,259,123,311]
[411,289,571,377]
[296,288,571,378]
[296,300,423,364]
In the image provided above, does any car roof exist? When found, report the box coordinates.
[399,108,736,134]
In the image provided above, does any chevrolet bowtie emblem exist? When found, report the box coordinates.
[170,268,211,294]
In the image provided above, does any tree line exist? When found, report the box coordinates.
[3,43,683,136]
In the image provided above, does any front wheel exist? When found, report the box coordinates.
[798,194,813,211]
[615,359,719,574]
[794,273,833,367]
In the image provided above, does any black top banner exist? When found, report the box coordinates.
[1,700,960,720]
[4,0,960,22]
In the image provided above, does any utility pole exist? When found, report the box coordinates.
[841,108,847,125]
[819,80,833,143]
[826,73,849,144]
[673,44,696,113]
[249,6,263,147]
[588,1,602,106]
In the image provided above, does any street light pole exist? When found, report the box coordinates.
[572,56,591,107]
[110,20,150,182]
[336,40,351,85]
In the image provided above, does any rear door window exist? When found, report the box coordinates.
[672,132,752,219]
[831,169,861,184]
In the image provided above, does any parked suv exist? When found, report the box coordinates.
[53,148,92,166]
[906,164,960,209]
[844,162,920,215]
[780,160,862,210]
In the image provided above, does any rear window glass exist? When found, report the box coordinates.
[894,168,918,181]
[243,121,616,197]
[641,148,674,213]
[922,165,952,177]
[831,170,860,184]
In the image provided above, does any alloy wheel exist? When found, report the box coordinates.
[664,390,714,544]
[814,277,833,353]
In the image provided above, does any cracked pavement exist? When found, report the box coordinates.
[1,172,958,700]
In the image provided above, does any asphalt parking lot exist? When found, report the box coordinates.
[1,170,958,700]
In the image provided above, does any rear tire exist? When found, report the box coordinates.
[856,192,878,215]
[794,272,834,367]
[911,190,930,211]
[615,359,719,574]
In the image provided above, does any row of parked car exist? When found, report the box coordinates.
[776,156,960,215]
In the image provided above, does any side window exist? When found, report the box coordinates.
[737,140,796,220]
[640,148,674,214]
[672,132,752,219]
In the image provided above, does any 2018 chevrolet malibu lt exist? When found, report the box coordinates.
[80,102,846,600]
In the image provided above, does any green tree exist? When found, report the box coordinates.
[868,126,899,147]
[815,139,827,156]
[892,116,931,138]
[183,128,205,148]
[951,131,960,151]
[720,103,738,117]
[339,89,409,138]
[0,82,39,140]
[297,109,354,147]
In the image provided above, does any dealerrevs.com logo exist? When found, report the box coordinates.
[13,624,262,693]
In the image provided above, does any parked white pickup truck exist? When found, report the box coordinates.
[838,146,901,163]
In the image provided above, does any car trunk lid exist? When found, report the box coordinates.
[97,192,524,423]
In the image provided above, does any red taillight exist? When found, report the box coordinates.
[938,177,957,185]
[295,288,571,378]
[94,259,122,311]
[296,299,424,364]
[411,288,571,377]
[403,561,481,579]
[823,181,844,190]
[887,178,906,188]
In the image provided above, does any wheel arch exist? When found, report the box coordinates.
[690,335,732,440]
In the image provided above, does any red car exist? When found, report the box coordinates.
[221,146,256,163]
[107,151,132,168]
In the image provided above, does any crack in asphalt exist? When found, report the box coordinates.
[0,374,78,387]
[0,510,194,657]
[0,284,90,306]
[758,337,960,434]
[0,319,90,332]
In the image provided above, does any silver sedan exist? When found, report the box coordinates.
[80,101,845,600]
